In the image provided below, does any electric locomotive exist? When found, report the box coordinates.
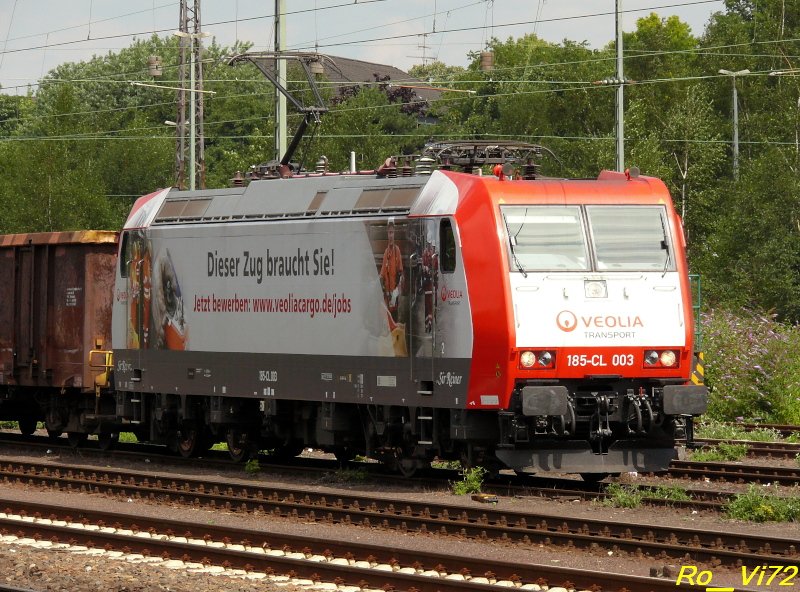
[103,142,706,475]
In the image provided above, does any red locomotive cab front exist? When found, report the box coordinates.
[455,169,708,475]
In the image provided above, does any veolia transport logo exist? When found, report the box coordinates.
[556,310,578,332]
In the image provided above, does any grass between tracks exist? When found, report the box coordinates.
[694,420,785,442]
[601,483,691,509]
[690,442,749,462]
[602,481,800,522]
[725,485,800,522]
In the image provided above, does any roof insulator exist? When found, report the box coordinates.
[415,156,435,176]
[230,170,245,187]
[376,157,397,178]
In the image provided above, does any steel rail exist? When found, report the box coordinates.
[669,460,800,485]
[0,497,717,592]
[694,438,800,460]
[0,459,796,569]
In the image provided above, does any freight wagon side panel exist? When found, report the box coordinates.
[0,232,117,392]
[0,248,14,386]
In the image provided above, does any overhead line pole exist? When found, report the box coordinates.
[176,0,188,189]
[175,0,206,190]
[193,0,206,191]
[615,0,624,172]
[275,0,287,162]
[719,68,750,181]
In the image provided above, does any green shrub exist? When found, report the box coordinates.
[244,458,261,474]
[602,483,644,508]
[725,485,800,522]
[451,467,487,495]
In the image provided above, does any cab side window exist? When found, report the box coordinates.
[440,219,456,273]
[119,232,130,278]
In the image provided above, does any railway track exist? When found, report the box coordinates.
[669,460,800,485]
[0,433,789,513]
[726,423,800,438]
[0,496,742,592]
[694,438,800,460]
[0,458,797,572]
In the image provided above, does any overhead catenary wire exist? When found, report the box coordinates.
[1,26,794,115]
[0,0,19,73]
[5,28,796,98]
[0,0,396,57]
[0,0,789,134]
[1,132,788,148]
[0,68,782,142]
[0,0,721,62]
[0,0,748,96]
[0,58,784,130]
[290,0,725,51]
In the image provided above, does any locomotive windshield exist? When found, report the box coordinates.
[504,206,589,271]
[502,205,674,272]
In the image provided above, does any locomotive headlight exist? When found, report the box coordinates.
[643,349,678,368]
[520,351,536,368]
[538,351,553,367]
[659,350,677,367]
[584,279,608,298]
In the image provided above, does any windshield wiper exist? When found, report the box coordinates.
[505,218,528,278]
[660,213,672,277]
[510,236,528,278]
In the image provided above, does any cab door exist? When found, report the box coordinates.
[410,218,439,394]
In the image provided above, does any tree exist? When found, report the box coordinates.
[0,83,117,233]
[315,85,423,172]
[695,149,800,320]
[661,85,726,239]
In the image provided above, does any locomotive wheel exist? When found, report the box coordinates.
[17,417,37,436]
[97,432,119,451]
[387,449,429,478]
[175,425,201,458]
[67,432,88,448]
[45,410,66,440]
[272,441,304,460]
[396,457,420,478]
[225,429,253,463]
[333,446,356,463]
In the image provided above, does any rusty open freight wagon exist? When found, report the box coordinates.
[0,231,118,434]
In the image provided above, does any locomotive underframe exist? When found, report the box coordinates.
[489,378,702,473]
[1,373,699,476]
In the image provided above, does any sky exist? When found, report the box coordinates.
[0,0,725,95]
